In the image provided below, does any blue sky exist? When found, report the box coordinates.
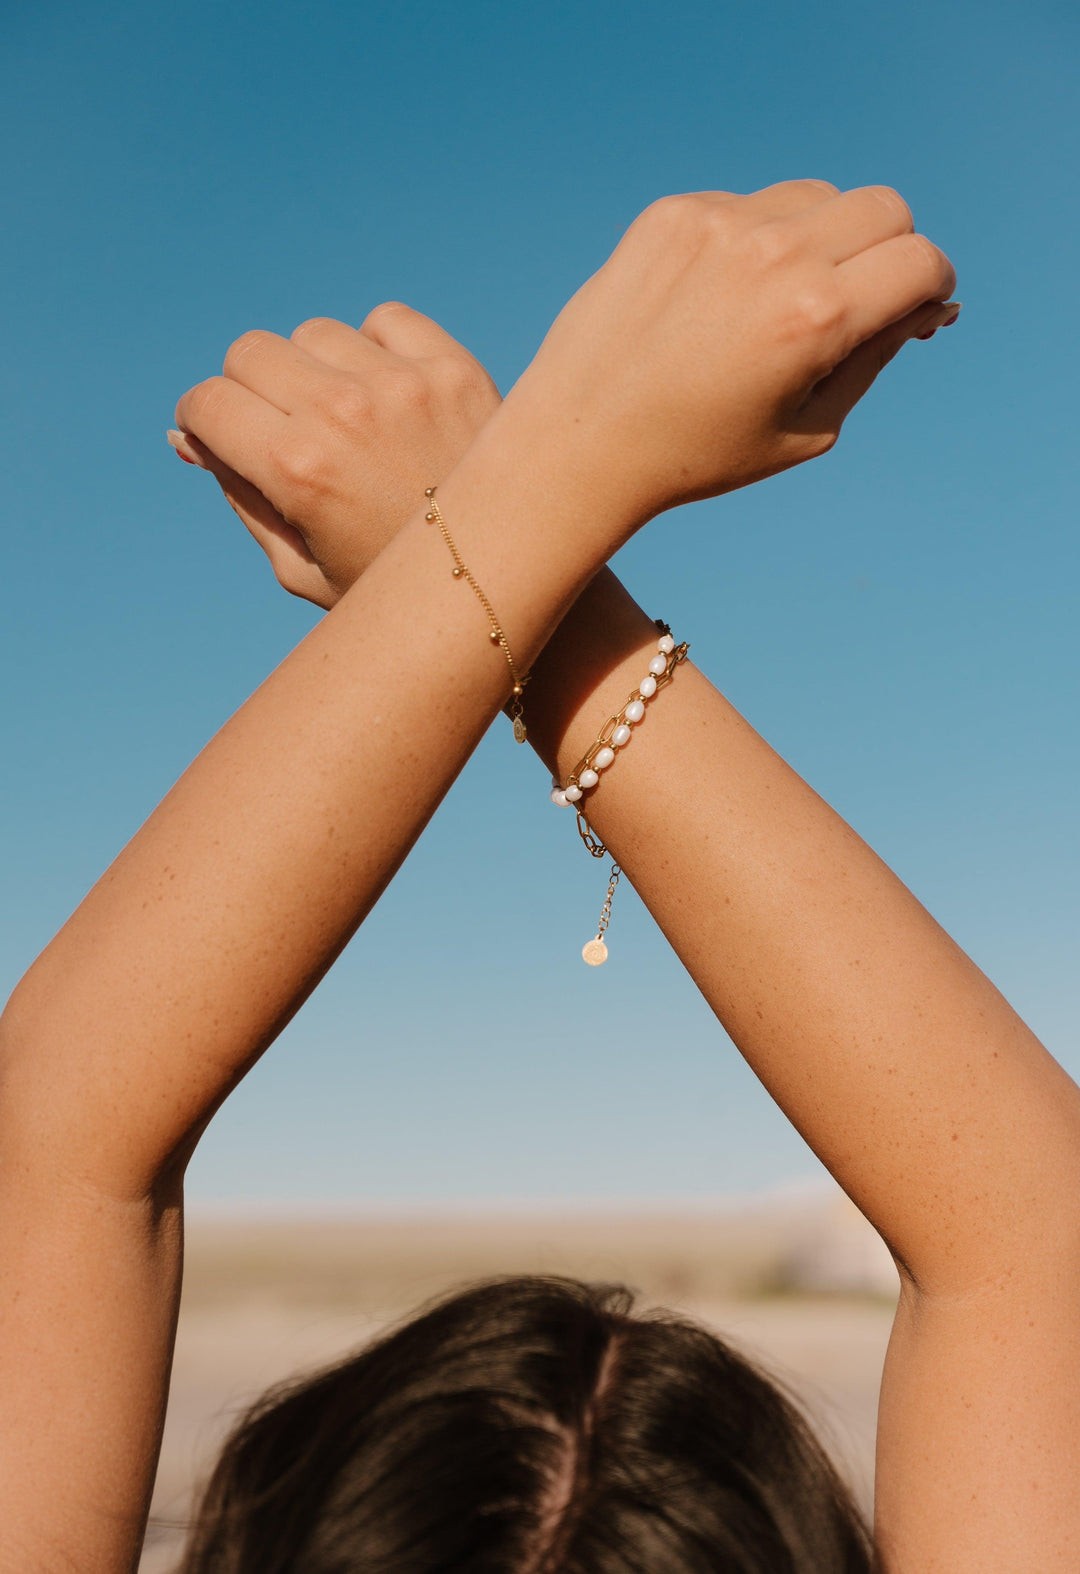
[1,0,1077,1204]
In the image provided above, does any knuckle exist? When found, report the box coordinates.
[810,426,839,457]
[866,184,913,230]
[800,177,840,199]
[792,285,845,335]
[460,359,497,402]
[273,439,324,492]
[436,354,501,417]
[291,316,341,344]
[441,351,478,385]
[273,562,305,597]
[319,377,375,429]
[907,230,949,279]
[636,192,707,238]
[362,299,410,330]
[793,426,839,463]
[747,219,794,269]
[223,328,272,375]
[431,353,479,397]
[386,365,429,410]
[177,376,226,424]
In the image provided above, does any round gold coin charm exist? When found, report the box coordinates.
[512,715,527,744]
[582,937,609,967]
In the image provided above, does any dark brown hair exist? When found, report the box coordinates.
[179,1276,871,1573]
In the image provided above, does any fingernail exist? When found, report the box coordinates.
[916,301,962,340]
[167,428,206,468]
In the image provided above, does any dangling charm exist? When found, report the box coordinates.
[583,863,621,966]
[510,691,527,744]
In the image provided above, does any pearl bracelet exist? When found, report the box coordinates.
[548,620,689,964]
[550,623,689,815]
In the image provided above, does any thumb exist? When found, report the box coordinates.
[799,299,962,436]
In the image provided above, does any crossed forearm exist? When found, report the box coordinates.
[0,399,627,1200]
[522,568,1080,1296]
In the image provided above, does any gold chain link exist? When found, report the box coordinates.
[595,863,622,937]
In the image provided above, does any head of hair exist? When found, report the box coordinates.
[178,1275,871,1574]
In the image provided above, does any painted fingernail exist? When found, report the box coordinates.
[916,302,962,340]
[167,428,206,468]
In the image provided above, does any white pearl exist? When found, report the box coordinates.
[563,783,583,803]
[649,654,667,676]
[639,675,657,698]
[578,768,599,789]
[550,788,569,807]
[594,746,616,770]
[657,633,675,654]
[624,699,645,724]
[612,724,632,747]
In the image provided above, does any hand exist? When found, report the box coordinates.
[505,180,958,524]
[174,182,957,606]
[172,305,500,608]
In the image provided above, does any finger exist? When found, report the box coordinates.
[744,178,841,217]
[221,329,348,414]
[838,232,957,346]
[799,298,962,434]
[783,184,915,264]
[289,315,387,372]
[360,300,474,360]
[175,376,290,498]
[182,432,332,608]
[167,428,205,466]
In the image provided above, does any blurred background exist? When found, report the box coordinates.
[1,1,1077,1563]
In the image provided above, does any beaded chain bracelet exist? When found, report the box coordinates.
[424,486,530,741]
[550,619,689,965]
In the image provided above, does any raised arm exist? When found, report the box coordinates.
[522,569,1080,1574]
[180,217,1078,1567]
[0,401,618,1574]
[199,391,1080,1570]
[0,183,940,1573]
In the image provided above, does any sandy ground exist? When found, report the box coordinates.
[140,1200,898,1570]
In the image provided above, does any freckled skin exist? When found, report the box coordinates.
[4,185,1073,1574]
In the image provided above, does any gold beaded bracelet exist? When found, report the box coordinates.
[424,486,530,742]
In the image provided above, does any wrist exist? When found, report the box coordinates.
[426,394,643,673]
[521,569,663,778]
[472,374,645,551]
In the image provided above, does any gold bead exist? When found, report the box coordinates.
[452,566,465,578]
[425,511,435,521]
[425,487,435,497]
[512,684,523,696]
[489,630,501,643]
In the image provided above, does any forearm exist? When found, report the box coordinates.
[525,570,1080,1293]
[0,392,624,1199]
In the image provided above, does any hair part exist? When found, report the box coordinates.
[179,1275,872,1574]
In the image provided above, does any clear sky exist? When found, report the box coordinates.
[1,0,1077,1205]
